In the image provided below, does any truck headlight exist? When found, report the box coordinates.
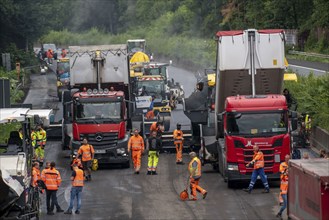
[227,164,239,171]
[116,148,125,155]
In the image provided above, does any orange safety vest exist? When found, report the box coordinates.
[32,167,41,187]
[41,168,61,190]
[279,161,288,179]
[189,157,201,179]
[78,144,95,161]
[173,129,184,144]
[72,169,84,187]
[128,135,144,151]
[150,122,158,132]
[280,175,288,195]
[252,151,264,169]
[145,110,155,119]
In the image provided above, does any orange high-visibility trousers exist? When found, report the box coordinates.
[175,141,183,162]
[132,150,142,171]
[190,178,206,200]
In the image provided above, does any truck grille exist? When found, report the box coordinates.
[243,148,274,174]
[80,132,118,148]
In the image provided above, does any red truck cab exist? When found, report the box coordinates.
[221,95,292,184]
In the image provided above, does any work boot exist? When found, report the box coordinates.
[152,171,157,175]
[202,191,208,199]
[242,188,251,193]
[57,208,64,212]
[262,188,270,193]
[47,211,55,215]
[75,210,80,214]
[64,210,72,215]
[276,212,282,219]
[88,175,92,181]
[147,171,152,175]
[136,171,140,174]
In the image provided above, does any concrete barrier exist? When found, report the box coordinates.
[310,126,329,152]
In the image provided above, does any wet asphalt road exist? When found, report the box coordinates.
[26,63,285,220]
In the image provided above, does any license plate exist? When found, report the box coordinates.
[95,149,106,154]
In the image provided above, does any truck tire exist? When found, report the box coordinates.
[162,115,171,131]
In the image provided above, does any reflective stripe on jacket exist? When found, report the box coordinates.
[31,131,37,147]
[36,129,47,146]
[252,151,264,169]
[78,144,95,161]
[41,168,61,190]
[128,135,144,151]
[189,157,201,179]
[32,167,41,187]
[72,169,84,187]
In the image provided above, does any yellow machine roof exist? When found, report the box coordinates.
[130,51,150,63]
[207,73,216,87]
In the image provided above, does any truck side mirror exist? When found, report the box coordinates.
[290,111,298,131]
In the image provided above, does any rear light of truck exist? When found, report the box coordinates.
[118,121,126,139]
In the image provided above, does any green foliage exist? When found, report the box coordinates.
[0,68,25,104]
[284,73,329,131]
[0,123,21,144]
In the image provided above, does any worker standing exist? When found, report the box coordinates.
[31,128,37,149]
[31,162,41,188]
[77,138,94,181]
[36,124,47,148]
[61,48,67,58]
[146,131,162,175]
[278,155,290,206]
[64,164,84,215]
[243,145,270,193]
[188,152,207,200]
[41,161,64,215]
[47,49,53,64]
[18,128,23,139]
[127,129,145,174]
[276,159,289,219]
[173,123,184,164]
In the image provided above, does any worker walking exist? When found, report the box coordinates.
[173,123,184,164]
[128,129,145,174]
[276,156,289,219]
[188,152,207,200]
[64,164,84,215]
[41,161,64,215]
[77,138,94,181]
[243,145,270,193]
[146,131,162,175]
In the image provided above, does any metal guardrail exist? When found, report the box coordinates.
[310,126,329,152]
[288,50,329,59]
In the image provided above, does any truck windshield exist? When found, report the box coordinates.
[136,80,165,98]
[128,41,145,53]
[144,67,167,77]
[75,102,122,122]
[57,62,70,74]
[226,111,288,136]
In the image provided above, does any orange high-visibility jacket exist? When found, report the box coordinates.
[279,161,288,178]
[128,135,144,151]
[32,167,41,187]
[78,144,95,161]
[71,158,83,169]
[72,169,84,187]
[280,175,288,194]
[173,129,184,143]
[189,157,201,179]
[41,168,61,190]
[145,110,155,119]
[150,122,158,132]
[251,151,264,169]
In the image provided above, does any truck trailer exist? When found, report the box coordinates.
[62,45,132,167]
[288,159,329,220]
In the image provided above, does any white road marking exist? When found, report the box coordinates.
[289,65,327,73]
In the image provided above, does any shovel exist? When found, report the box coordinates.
[180,176,190,201]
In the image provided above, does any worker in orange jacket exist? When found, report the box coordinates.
[173,123,184,164]
[278,155,290,205]
[128,129,144,174]
[41,161,63,215]
[150,121,164,138]
[145,109,155,119]
[276,167,289,219]
[61,48,67,58]
[188,152,207,200]
[32,162,41,187]
[77,138,94,181]
[64,164,84,215]
[243,145,270,193]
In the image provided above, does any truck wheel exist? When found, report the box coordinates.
[227,180,235,188]
[163,116,170,131]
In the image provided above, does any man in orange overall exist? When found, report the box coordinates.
[41,161,63,215]
[188,152,207,200]
[128,129,144,174]
[243,145,270,193]
[173,123,184,164]
[276,161,289,219]
[32,161,41,187]
[278,155,290,205]
[77,138,94,181]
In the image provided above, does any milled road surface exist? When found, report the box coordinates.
[28,61,290,220]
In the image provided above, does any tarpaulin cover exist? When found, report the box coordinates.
[216,30,243,37]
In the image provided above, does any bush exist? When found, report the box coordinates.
[0,68,25,104]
